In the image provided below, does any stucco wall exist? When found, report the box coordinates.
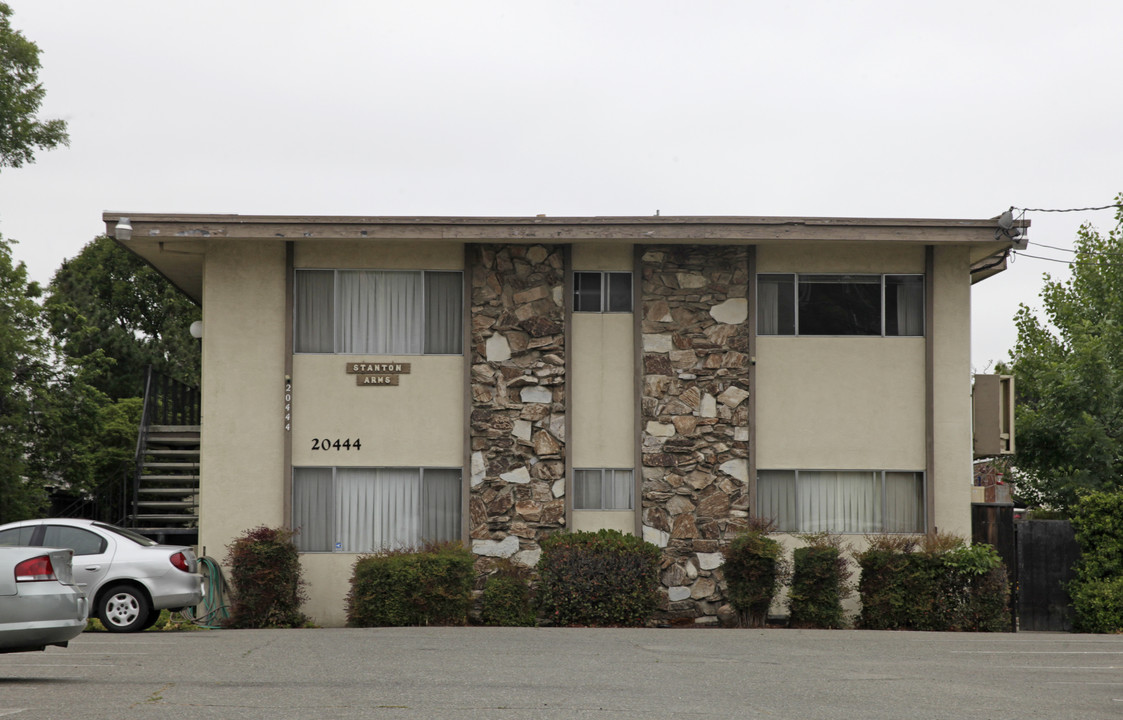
[931,245,972,537]
[291,355,462,467]
[754,242,973,538]
[294,240,463,271]
[198,241,287,559]
[298,553,355,627]
[571,243,637,536]
[755,339,925,469]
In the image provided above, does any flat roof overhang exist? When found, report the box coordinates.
[102,212,1026,303]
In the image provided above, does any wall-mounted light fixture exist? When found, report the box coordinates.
[189,321,204,339]
[115,217,132,241]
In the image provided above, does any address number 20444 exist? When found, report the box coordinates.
[311,438,362,451]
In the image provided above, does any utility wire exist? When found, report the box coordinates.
[1018,204,1122,213]
[1014,251,1123,266]
[1029,241,1123,257]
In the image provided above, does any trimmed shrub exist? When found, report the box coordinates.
[1069,491,1123,633]
[480,561,536,627]
[857,534,1010,632]
[788,536,849,629]
[224,526,308,629]
[536,530,660,627]
[1070,577,1123,634]
[856,535,919,630]
[347,542,474,627]
[724,527,786,627]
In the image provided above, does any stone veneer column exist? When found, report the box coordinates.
[468,244,566,571]
[640,245,751,624]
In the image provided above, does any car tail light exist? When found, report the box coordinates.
[15,555,57,582]
[170,552,190,572]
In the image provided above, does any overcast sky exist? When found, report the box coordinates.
[2,1,1121,370]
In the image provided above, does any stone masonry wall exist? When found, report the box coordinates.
[468,244,567,574]
[639,245,751,625]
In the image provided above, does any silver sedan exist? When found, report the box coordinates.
[0,519,203,633]
[0,546,88,653]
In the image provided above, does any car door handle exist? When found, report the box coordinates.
[85,565,101,571]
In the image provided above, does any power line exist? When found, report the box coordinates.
[1018,204,1122,213]
[1029,241,1123,257]
[1014,251,1123,267]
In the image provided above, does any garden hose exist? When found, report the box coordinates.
[180,556,231,629]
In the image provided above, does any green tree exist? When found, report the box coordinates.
[1003,196,1123,512]
[0,235,106,523]
[45,235,200,400]
[0,2,68,169]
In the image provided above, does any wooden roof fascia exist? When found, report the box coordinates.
[103,212,1027,246]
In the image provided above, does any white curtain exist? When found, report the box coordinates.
[338,271,424,354]
[292,468,334,552]
[573,469,633,510]
[422,469,462,542]
[574,469,603,510]
[758,278,780,335]
[294,270,334,353]
[606,469,633,510]
[885,471,924,532]
[336,468,421,552]
[757,470,797,531]
[891,276,924,336]
[424,272,463,354]
[797,471,879,533]
[295,467,464,552]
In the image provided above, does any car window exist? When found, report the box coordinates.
[42,526,107,556]
[93,523,158,547]
[0,526,35,546]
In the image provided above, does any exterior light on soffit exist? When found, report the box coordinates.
[115,217,132,241]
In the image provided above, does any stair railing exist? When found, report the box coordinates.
[130,366,201,527]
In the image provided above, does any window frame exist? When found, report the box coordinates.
[293,268,464,355]
[756,469,926,534]
[757,273,925,337]
[292,465,463,553]
[573,271,633,313]
[573,468,635,510]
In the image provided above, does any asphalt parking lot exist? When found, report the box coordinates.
[1,627,1120,719]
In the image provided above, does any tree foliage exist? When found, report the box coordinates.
[0,236,105,523]
[45,235,200,399]
[1068,491,1123,633]
[0,2,68,169]
[1003,196,1123,512]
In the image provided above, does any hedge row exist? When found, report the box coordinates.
[856,535,1010,632]
[344,530,663,627]
[346,542,475,627]
[722,530,1010,631]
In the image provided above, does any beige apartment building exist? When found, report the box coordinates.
[106,212,1020,626]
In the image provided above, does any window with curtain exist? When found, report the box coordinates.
[574,468,634,510]
[757,469,924,533]
[292,467,462,552]
[757,274,923,336]
[294,269,463,354]
[573,271,632,313]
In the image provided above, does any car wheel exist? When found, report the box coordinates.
[98,585,151,633]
